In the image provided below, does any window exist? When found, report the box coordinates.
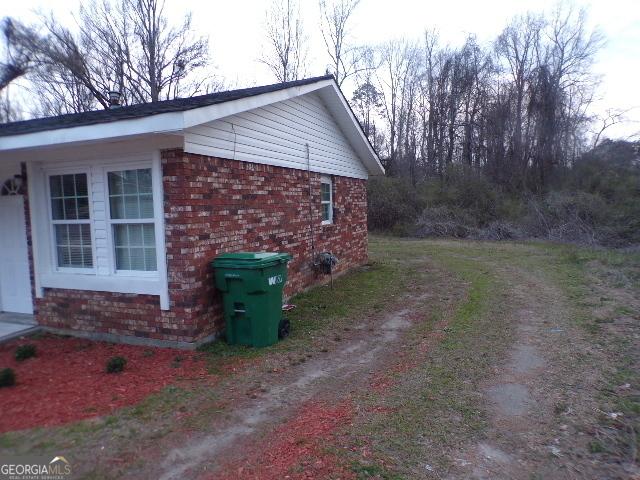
[49,173,93,269]
[321,176,333,224]
[38,157,168,309]
[107,168,157,272]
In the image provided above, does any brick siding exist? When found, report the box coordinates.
[33,150,369,344]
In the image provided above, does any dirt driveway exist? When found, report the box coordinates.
[1,238,638,479]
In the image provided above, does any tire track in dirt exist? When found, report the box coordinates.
[447,262,612,479]
[150,290,436,479]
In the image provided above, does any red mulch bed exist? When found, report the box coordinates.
[0,334,214,433]
[213,400,356,480]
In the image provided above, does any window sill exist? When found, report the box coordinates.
[40,272,164,297]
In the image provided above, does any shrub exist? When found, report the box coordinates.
[476,221,524,241]
[106,356,127,374]
[15,344,37,361]
[420,167,500,225]
[414,206,475,239]
[521,191,611,245]
[367,176,424,231]
[367,140,640,247]
[0,368,16,387]
[171,355,185,368]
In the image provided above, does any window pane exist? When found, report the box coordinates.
[63,198,77,220]
[77,197,90,219]
[55,224,69,246]
[67,224,81,245]
[55,224,92,268]
[80,224,92,246]
[115,247,130,270]
[83,247,92,264]
[62,174,76,196]
[139,194,154,218]
[137,169,152,193]
[128,224,143,246]
[75,174,88,196]
[124,195,140,218]
[129,247,145,270]
[51,199,64,220]
[110,196,124,219]
[114,225,126,248]
[142,224,155,246]
[321,182,331,202]
[108,168,153,220]
[108,172,123,195]
[144,248,157,271]
[322,203,330,221]
[113,224,156,271]
[69,247,83,266]
[122,170,138,194]
[49,176,62,197]
[57,247,71,267]
[50,173,89,220]
[113,223,127,245]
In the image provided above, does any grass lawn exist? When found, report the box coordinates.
[0,236,637,479]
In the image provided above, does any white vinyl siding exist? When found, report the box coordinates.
[184,92,369,179]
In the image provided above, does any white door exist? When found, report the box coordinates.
[0,196,33,314]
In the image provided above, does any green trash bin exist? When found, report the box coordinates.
[212,252,292,347]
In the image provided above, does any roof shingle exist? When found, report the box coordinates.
[0,75,333,138]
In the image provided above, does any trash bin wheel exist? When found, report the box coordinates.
[278,318,291,339]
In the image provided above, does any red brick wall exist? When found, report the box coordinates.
[33,150,368,344]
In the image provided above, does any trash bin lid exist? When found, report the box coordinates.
[212,252,292,269]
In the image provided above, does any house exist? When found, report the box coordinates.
[0,75,384,348]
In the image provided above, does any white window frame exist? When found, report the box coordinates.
[45,168,97,274]
[320,175,333,225]
[104,162,160,278]
[35,151,169,310]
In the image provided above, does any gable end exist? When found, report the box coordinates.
[183,92,370,179]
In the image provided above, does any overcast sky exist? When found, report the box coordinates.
[4,0,640,139]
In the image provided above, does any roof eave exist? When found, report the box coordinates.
[0,76,385,177]
[0,111,185,152]
[0,79,336,154]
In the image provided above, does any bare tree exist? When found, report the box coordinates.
[495,13,544,185]
[261,0,308,83]
[527,4,603,186]
[0,87,21,122]
[592,108,631,148]
[121,0,211,102]
[376,39,421,175]
[0,18,38,92]
[0,0,215,116]
[319,0,364,86]
[353,5,605,192]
